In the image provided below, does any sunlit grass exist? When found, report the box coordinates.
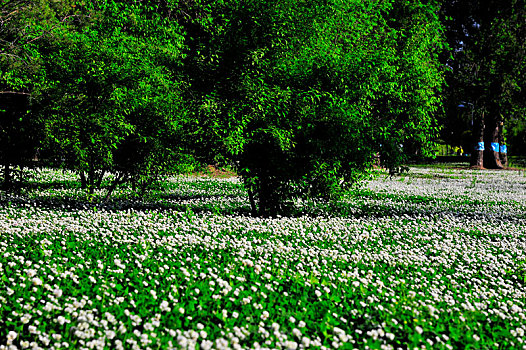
[1,167,525,349]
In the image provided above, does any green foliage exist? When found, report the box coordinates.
[441,0,526,153]
[0,0,72,187]
[1,166,525,349]
[1,0,193,194]
[2,0,445,206]
[185,0,445,215]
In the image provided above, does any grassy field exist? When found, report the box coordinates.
[1,166,526,350]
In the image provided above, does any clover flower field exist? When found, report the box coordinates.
[1,166,526,350]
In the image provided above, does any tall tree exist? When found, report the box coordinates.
[30,1,191,194]
[184,0,445,216]
[441,0,526,168]
[0,0,70,188]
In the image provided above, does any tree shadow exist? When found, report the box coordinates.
[1,187,524,222]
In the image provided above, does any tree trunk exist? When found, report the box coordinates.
[2,163,11,190]
[470,112,485,168]
[483,115,503,169]
[247,188,257,217]
[87,163,95,195]
[498,121,508,167]
[103,172,127,202]
[95,170,105,188]
[80,172,87,189]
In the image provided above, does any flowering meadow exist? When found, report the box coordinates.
[1,166,526,350]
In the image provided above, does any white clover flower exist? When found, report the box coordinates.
[415,326,423,335]
[201,340,213,350]
[292,328,301,338]
[301,337,310,347]
[285,340,298,349]
[53,288,63,298]
[57,316,67,325]
[160,300,171,312]
[6,331,17,342]
[31,277,43,286]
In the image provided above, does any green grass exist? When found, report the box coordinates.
[1,167,525,350]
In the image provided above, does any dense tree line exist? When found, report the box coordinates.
[440,0,526,168]
[1,0,524,215]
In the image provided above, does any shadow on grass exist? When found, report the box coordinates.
[23,180,83,190]
[1,186,524,222]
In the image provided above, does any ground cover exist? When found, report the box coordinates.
[1,166,526,350]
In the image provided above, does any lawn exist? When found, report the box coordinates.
[1,166,525,350]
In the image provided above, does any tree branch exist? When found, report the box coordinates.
[0,91,31,95]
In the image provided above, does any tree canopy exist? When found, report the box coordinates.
[4,0,524,214]
[441,0,526,167]
[183,0,445,215]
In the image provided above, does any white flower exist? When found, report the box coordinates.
[7,331,17,342]
[285,340,298,349]
[301,337,311,347]
[415,326,423,335]
[292,328,301,338]
[32,277,42,286]
[160,300,171,312]
[201,340,213,350]
[53,288,63,298]
[261,311,270,320]
[106,330,116,340]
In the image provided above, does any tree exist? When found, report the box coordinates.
[441,0,526,168]
[0,0,67,188]
[35,1,191,195]
[184,0,445,216]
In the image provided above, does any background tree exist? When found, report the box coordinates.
[441,0,526,168]
[35,1,191,195]
[0,0,69,188]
